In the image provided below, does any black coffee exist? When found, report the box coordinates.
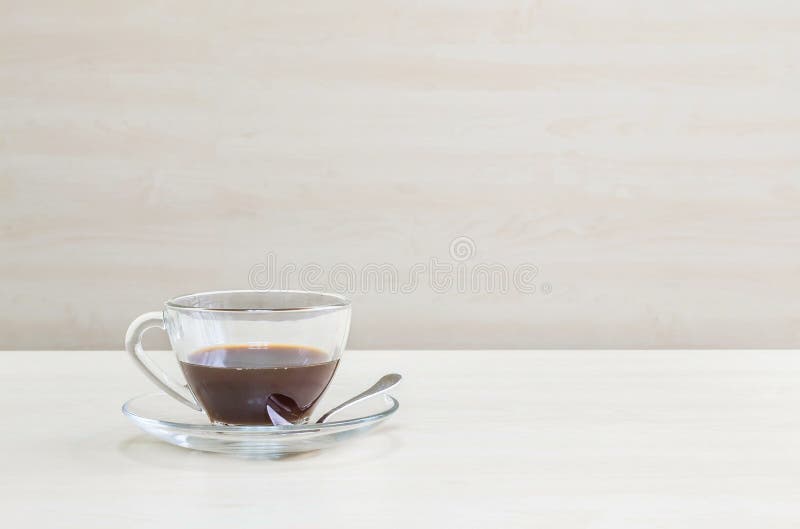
[179,344,339,425]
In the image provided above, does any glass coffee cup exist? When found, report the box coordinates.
[124,290,351,426]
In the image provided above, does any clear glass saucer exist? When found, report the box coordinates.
[122,392,399,458]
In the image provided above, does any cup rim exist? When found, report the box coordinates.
[165,289,351,314]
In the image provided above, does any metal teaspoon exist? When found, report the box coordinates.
[316,373,402,424]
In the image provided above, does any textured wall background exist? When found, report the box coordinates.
[1,1,799,349]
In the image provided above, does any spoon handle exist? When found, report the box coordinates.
[316,373,402,424]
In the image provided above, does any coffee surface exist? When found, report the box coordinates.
[180,344,338,425]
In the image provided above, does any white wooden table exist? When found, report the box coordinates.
[2,350,800,528]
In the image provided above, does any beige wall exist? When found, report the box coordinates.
[1,1,799,349]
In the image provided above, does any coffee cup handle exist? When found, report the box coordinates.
[125,312,202,411]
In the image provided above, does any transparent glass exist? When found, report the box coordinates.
[122,392,398,458]
[124,290,351,424]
